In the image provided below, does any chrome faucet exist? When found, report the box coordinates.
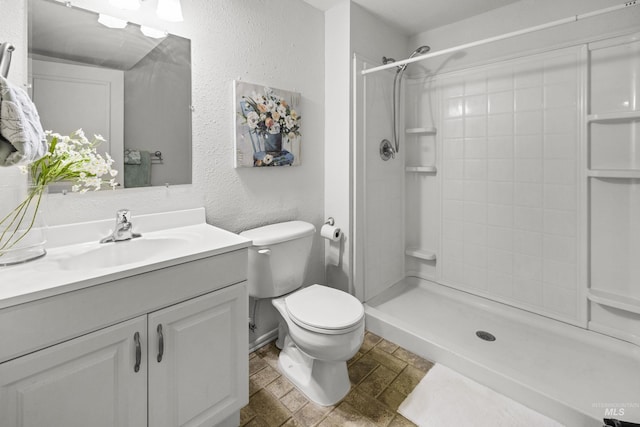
[100,209,142,243]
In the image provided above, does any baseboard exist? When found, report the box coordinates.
[248,328,278,353]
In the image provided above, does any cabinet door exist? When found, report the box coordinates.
[0,316,147,427]
[148,283,248,427]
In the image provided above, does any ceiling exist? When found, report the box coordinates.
[303,0,521,36]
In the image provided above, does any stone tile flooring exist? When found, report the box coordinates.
[241,331,434,426]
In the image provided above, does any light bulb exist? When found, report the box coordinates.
[140,26,167,39]
[156,0,183,22]
[98,14,128,29]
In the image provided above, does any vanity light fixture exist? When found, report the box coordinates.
[97,13,128,29]
[156,0,183,22]
[108,0,141,10]
[140,26,168,39]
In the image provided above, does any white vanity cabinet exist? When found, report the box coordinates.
[148,283,247,427]
[0,222,250,427]
[0,316,148,427]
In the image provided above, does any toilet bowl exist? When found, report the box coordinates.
[239,221,365,406]
[272,285,365,406]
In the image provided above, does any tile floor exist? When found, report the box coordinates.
[241,331,434,426]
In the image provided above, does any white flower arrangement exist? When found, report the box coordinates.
[1,129,118,257]
[22,129,118,191]
[239,87,301,140]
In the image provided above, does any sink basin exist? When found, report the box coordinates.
[57,236,189,270]
[0,208,253,311]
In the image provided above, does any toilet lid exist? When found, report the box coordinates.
[285,284,364,331]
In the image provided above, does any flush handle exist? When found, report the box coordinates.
[157,324,164,363]
[133,332,141,373]
[258,248,271,255]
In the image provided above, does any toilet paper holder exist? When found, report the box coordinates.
[321,218,342,242]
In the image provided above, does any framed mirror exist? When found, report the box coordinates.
[28,0,192,191]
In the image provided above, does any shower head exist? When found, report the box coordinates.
[410,45,431,58]
[398,45,431,72]
[382,46,431,73]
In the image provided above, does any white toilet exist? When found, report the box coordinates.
[240,221,365,406]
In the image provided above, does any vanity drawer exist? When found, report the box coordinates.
[0,248,247,363]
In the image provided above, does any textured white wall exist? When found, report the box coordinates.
[0,0,27,185]
[324,0,351,293]
[0,0,26,84]
[1,0,324,347]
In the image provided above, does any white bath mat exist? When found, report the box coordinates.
[398,364,564,427]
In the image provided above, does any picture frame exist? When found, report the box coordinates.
[233,80,302,168]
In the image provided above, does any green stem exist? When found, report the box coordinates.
[0,187,44,253]
[6,189,43,250]
[0,196,30,234]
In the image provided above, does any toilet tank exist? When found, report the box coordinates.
[240,221,316,299]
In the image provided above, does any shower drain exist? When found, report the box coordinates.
[476,330,496,342]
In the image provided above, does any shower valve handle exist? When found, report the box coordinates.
[380,139,396,161]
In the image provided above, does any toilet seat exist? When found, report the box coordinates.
[285,284,364,335]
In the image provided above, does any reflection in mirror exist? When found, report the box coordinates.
[28,0,192,191]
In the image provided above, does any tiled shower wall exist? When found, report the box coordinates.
[438,47,582,323]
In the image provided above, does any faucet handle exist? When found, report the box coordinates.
[116,209,131,224]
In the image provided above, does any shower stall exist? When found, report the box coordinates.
[353,16,640,427]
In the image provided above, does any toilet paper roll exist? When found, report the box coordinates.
[327,239,341,266]
[321,224,341,242]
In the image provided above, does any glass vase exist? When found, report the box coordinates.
[0,183,48,266]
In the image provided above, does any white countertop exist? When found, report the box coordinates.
[0,208,251,309]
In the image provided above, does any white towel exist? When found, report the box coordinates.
[0,75,47,166]
[124,148,142,165]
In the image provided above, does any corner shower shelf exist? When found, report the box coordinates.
[405,127,437,135]
[405,248,437,261]
[587,169,640,179]
[586,289,640,315]
[405,166,437,173]
[587,111,640,123]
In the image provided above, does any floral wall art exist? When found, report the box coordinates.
[234,81,301,167]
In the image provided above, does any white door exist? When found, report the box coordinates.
[0,316,147,427]
[148,284,248,427]
[31,59,125,187]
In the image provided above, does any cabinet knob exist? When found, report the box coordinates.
[134,332,141,373]
[157,324,164,363]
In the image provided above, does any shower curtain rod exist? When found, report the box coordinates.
[361,1,639,76]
